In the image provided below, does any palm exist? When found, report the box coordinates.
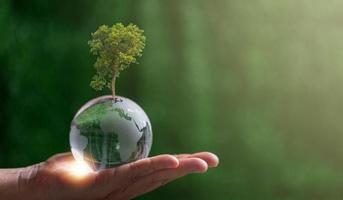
[25,152,218,200]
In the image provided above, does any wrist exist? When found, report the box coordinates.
[0,163,43,200]
[0,168,23,200]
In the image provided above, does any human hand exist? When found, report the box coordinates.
[0,152,219,200]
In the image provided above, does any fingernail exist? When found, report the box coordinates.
[166,155,179,168]
[192,159,208,173]
[210,153,219,167]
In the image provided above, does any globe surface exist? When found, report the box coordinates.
[70,95,152,171]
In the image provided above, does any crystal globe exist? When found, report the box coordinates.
[70,95,152,171]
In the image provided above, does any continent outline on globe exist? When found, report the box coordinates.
[70,95,152,171]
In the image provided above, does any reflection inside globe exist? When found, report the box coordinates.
[70,95,152,171]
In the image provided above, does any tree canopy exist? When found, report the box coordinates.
[88,23,146,93]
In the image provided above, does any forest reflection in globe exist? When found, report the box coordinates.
[70,95,152,171]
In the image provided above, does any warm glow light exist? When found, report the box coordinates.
[68,160,94,178]
[55,159,94,180]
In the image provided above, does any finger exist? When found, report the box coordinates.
[120,158,208,200]
[150,158,208,180]
[175,152,219,168]
[127,154,179,179]
[95,155,179,192]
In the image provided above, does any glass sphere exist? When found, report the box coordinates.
[70,95,152,171]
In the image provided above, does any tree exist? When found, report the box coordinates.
[88,23,146,97]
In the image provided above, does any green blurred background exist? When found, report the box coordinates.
[1,0,343,199]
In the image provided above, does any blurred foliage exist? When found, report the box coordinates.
[2,0,343,199]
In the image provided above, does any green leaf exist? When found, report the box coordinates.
[88,23,146,91]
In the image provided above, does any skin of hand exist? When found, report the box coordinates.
[0,152,219,200]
